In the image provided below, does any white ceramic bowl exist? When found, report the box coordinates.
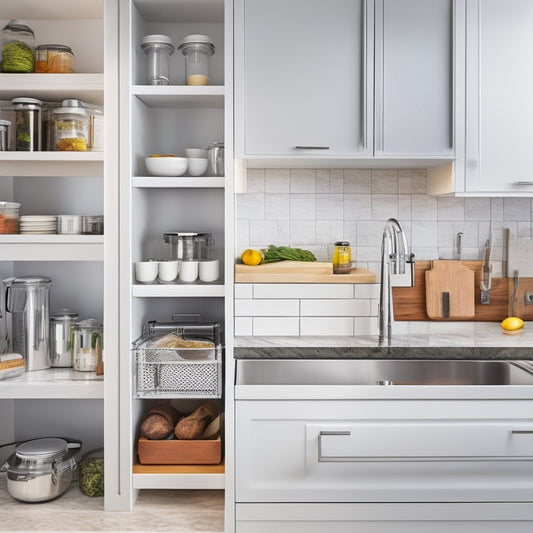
[145,156,188,177]
[185,148,208,159]
[188,157,209,176]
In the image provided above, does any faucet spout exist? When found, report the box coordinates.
[378,218,414,345]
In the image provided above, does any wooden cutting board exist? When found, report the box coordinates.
[235,261,376,283]
[425,260,475,318]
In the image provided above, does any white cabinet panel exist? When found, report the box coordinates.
[375,0,453,157]
[235,0,373,157]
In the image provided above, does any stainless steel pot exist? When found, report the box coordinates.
[1,437,81,502]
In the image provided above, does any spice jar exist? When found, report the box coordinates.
[71,319,103,372]
[35,44,74,73]
[0,201,20,234]
[53,100,88,151]
[141,34,175,85]
[12,97,42,151]
[1,20,35,73]
[0,119,10,151]
[332,241,352,274]
[178,34,215,86]
[50,309,79,367]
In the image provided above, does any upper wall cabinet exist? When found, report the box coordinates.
[234,0,454,164]
[375,0,453,158]
[430,0,533,196]
[234,0,374,159]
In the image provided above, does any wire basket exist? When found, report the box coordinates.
[132,321,223,399]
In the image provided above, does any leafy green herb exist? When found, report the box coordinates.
[78,457,104,497]
[1,41,34,73]
[261,245,317,263]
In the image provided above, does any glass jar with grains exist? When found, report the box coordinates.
[53,100,88,151]
[35,44,74,73]
[1,20,35,73]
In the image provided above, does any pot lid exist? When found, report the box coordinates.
[16,438,68,462]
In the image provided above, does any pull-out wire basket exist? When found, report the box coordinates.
[133,321,223,398]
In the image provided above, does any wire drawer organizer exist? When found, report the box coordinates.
[133,320,223,399]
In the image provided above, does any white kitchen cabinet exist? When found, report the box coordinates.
[119,0,234,511]
[429,0,533,196]
[234,0,374,159]
[374,0,453,158]
[0,0,121,510]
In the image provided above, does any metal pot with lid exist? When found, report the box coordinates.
[1,437,81,502]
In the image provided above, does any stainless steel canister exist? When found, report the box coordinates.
[207,141,224,176]
[57,215,82,234]
[50,309,79,367]
[0,119,11,150]
[11,97,42,151]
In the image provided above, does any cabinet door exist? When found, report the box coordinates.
[375,0,453,157]
[465,0,533,193]
[235,0,373,157]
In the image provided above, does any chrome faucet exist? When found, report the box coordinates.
[378,218,415,345]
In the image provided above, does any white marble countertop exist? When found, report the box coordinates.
[234,322,533,359]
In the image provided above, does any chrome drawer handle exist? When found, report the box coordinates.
[515,181,533,185]
[294,146,330,150]
[511,430,533,434]
[318,430,351,463]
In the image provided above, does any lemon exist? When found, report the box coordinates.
[241,249,263,266]
[501,316,524,331]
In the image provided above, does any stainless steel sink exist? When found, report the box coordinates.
[236,359,533,386]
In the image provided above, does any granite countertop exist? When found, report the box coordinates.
[234,322,533,360]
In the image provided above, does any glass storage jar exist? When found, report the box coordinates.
[0,119,10,151]
[0,201,20,234]
[332,241,352,274]
[178,34,215,86]
[81,215,103,235]
[71,319,103,372]
[53,101,88,151]
[12,97,42,151]
[1,20,35,73]
[35,44,74,73]
[141,34,175,85]
[50,309,79,367]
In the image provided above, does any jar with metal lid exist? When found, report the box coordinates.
[11,97,42,151]
[207,141,224,176]
[50,309,79,367]
[332,241,352,274]
[57,215,82,235]
[0,119,10,151]
[1,20,35,72]
[81,215,104,235]
[53,100,88,151]
[71,319,103,372]
[0,201,20,234]
[35,44,74,73]
[141,34,175,85]
[178,34,215,86]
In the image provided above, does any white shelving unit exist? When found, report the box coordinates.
[119,0,232,509]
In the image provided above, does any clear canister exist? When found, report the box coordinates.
[35,44,74,73]
[332,241,352,274]
[12,97,42,151]
[141,34,175,86]
[81,215,103,235]
[41,102,61,152]
[178,34,215,86]
[50,309,79,367]
[71,319,103,372]
[0,119,10,151]
[0,201,20,234]
[53,103,88,151]
[1,20,35,73]
[207,141,224,176]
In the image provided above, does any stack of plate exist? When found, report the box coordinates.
[19,215,57,235]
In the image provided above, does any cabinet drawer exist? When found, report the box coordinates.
[236,400,533,503]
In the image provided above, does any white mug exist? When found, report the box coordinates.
[199,259,219,282]
[179,260,199,282]
[135,261,158,282]
[158,260,180,282]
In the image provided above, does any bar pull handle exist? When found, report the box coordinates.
[294,146,330,150]
[515,181,533,185]
[511,430,533,434]
[361,0,367,151]
[318,430,352,463]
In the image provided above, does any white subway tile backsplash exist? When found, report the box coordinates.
[250,220,279,245]
[490,198,504,220]
[253,317,300,336]
[265,169,290,192]
[504,197,532,221]
[236,193,265,220]
[246,169,265,193]
[412,194,438,220]
[344,194,372,220]
[290,168,317,192]
[289,220,317,244]
[465,197,491,221]
[354,284,380,298]
[438,197,465,221]
[253,284,354,299]
[235,317,253,336]
[265,194,290,220]
[301,299,371,317]
[372,169,398,193]
[235,284,253,299]
[300,317,354,336]
[317,220,344,246]
[235,299,299,316]
[290,194,316,220]
[344,169,372,193]
[316,194,344,220]
[411,221,438,247]
[354,316,379,336]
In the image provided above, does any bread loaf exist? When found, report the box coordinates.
[174,401,219,440]
[0,353,25,380]
[140,401,182,440]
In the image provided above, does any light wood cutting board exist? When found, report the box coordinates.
[235,261,376,284]
[425,260,475,318]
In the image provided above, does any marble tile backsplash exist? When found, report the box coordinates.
[236,168,533,279]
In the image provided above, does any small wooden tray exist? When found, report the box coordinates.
[137,435,221,465]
